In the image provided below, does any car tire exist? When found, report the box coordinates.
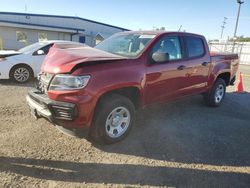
[10,65,33,83]
[90,94,135,144]
[204,78,226,107]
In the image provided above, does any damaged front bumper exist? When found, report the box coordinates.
[26,89,89,137]
[26,89,77,122]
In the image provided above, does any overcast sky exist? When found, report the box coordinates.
[0,0,249,40]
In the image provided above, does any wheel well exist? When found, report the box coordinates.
[217,72,230,86]
[97,87,141,109]
[9,64,34,78]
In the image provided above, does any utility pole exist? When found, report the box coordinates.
[220,17,227,39]
[232,0,244,52]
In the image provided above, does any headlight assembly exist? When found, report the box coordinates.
[49,74,90,91]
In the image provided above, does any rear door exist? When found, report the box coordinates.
[179,35,211,95]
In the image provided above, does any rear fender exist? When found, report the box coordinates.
[208,60,231,87]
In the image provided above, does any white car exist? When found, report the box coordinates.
[0,40,85,83]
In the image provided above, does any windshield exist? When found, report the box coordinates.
[95,33,156,57]
[18,42,47,53]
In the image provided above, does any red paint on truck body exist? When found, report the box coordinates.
[39,31,239,129]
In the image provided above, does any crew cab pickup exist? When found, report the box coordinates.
[26,31,239,144]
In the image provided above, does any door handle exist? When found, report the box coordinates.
[177,65,186,70]
[202,62,210,66]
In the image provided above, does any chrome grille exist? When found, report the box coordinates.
[37,72,54,94]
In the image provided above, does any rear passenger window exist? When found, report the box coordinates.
[185,36,205,58]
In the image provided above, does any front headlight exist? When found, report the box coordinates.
[49,74,90,91]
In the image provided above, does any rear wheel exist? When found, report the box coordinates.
[204,78,226,107]
[10,65,33,83]
[90,94,135,144]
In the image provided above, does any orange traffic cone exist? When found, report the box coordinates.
[235,72,244,93]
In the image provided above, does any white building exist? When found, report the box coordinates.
[0,12,129,50]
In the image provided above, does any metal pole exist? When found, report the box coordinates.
[234,2,242,38]
[220,25,225,39]
[232,0,244,53]
[178,25,182,32]
[220,17,227,39]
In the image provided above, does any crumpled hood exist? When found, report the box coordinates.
[41,45,127,74]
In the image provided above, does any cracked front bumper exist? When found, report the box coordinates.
[26,89,77,124]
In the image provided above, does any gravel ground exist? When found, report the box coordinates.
[0,65,250,188]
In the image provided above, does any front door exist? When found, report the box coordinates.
[144,35,191,105]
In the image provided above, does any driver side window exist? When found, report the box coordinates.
[152,36,182,60]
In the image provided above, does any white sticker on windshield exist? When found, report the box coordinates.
[139,35,156,39]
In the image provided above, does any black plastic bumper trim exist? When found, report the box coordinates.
[27,89,77,122]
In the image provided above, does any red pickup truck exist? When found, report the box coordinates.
[26,31,239,144]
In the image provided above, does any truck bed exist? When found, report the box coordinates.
[210,52,239,84]
[210,52,238,60]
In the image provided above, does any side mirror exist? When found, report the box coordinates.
[151,52,169,63]
[36,50,45,55]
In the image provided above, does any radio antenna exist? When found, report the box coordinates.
[178,25,182,32]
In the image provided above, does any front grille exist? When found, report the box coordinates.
[37,72,54,94]
[51,105,75,121]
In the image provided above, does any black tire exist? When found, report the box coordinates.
[90,94,135,144]
[204,78,226,107]
[10,65,33,83]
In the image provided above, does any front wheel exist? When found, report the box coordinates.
[10,65,33,83]
[90,94,135,144]
[204,78,226,107]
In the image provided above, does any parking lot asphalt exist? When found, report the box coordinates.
[0,65,250,187]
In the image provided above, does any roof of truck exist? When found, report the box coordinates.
[118,30,205,38]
